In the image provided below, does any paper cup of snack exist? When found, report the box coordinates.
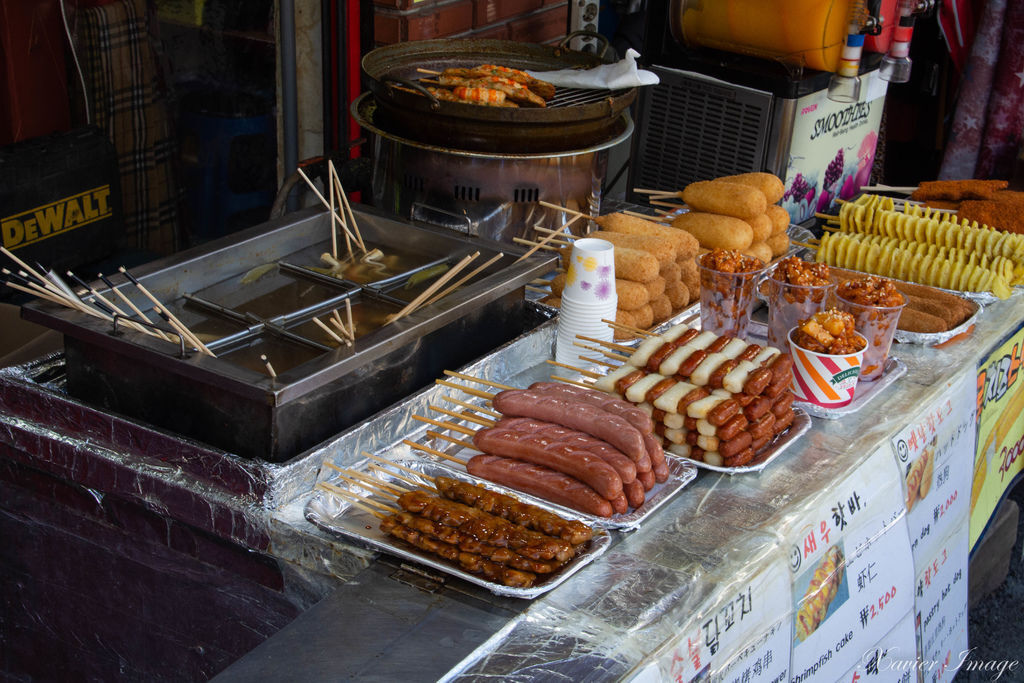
[835,277,906,382]
[788,310,867,408]
[698,249,768,337]
[561,238,617,305]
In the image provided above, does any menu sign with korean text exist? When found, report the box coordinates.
[971,322,1024,549]
[888,373,975,564]
[788,446,914,683]
[837,610,917,683]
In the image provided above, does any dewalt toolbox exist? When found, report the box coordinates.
[1,126,122,273]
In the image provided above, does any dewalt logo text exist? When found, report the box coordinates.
[2,186,113,250]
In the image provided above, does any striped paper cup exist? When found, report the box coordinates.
[788,329,867,408]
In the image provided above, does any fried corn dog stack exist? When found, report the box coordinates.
[591,323,796,468]
[794,545,845,642]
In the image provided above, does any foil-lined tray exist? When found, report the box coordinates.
[667,408,811,474]
[793,356,907,419]
[893,301,982,345]
[305,456,613,599]
[402,412,698,531]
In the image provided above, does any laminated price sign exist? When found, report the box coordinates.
[630,559,792,683]
[788,446,914,683]
[971,323,1024,549]
[837,610,917,683]
[888,373,976,564]
[913,524,969,683]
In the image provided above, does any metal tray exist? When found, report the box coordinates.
[305,457,612,599]
[402,409,699,531]
[793,356,907,419]
[667,408,811,474]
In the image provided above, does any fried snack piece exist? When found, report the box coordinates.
[794,545,845,642]
[767,232,790,257]
[561,245,659,282]
[650,293,672,322]
[898,308,947,333]
[767,205,791,235]
[958,192,1024,235]
[682,180,768,220]
[910,179,1008,201]
[591,230,677,265]
[679,258,700,302]
[665,279,690,308]
[721,172,786,204]
[596,213,700,257]
[645,275,667,299]
[745,213,773,242]
[659,260,681,284]
[792,309,865,354]
[671,212,754,250]
[743,241,772,265]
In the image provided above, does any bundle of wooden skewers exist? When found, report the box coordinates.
[315,451,594,589]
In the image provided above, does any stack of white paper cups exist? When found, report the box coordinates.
[555,238,617,366]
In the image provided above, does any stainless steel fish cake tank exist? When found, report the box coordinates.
[21,205,554,462]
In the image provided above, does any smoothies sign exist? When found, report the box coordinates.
[781,71,887,224]
[971,323,1024,548]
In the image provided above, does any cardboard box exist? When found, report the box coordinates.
[508,3,568,43]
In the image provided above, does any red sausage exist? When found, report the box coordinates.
[635,451,653,473]
[677,349,708,377]
[750,434,772,453]
[637,468,655,491]
[742,368,773,396]
[644,432,671,483]
[706,397,740,426]
[505,418,639,484]
[716,413,749,442]
[724,447,755,468]
[737,343,762,361]
[494,389,646,461]
[609,492,629,515]
[473,426,624,499]
[683,416,698,431]
[719,431,753,458]
[743,396,771,421]
[466,455,614,517]
[528,382,653,433]
[676,387,710,414]
[709,359,739,389]
[771,391,795,418]
[616,369,647,395]
[773,409,795,434]
[624,478,646,508]
[706,335,733,353]
[748,412,776,441]
[768,353,794,384]
[646,342,680,373]
[646,377,679,404]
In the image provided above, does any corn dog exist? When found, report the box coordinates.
[591,230,677,265]
[631,303,654,329]
[898,308,947,334]
[679,258,699,302]
[722,172,786,204]
[650,294,672,322]
[665,280,690,309]
[681,180,767,220]
[645,275,667,299]
[659,261,681,284]
[743,241,772,265]
[671,212,754,250]
[766,205,791,235]
[596,212,700,256]
[766,231,790,257]
[745,213,773,242]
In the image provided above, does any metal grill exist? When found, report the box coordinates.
[547,87,632,109]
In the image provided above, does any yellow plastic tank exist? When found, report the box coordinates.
[670,0,855,73]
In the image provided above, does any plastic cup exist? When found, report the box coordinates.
[555,290,617,366]
[834,295,906,382]
[562,238,617,304]
[761,273,836,350]
[698,256,769,337]
[788,328,867,408]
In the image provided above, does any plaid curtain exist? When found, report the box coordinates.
[78,0,182,255]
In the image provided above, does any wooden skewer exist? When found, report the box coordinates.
[512,237,560,252]
[7,269,112,322]
[298,165,358,256]
[515,214,581,263]
[260,354,277,378]
[362,451,424,478]
[329,161,354,258]
[429,404,495,428]
[345,298,355,338]
[330,465,405,497]
[68,272,156,339]
[545,359,600,378]
[332,161,367,253]
[119,267,214,356]
[581,355,618,369]
[550,373,596,389]
[619,210,671,222]
[859,184,917,193]
[1,247,67,299]
[366,464,422,491]
[438,395,501,418]
[416,67,441,76]
[648,200,684,211]
[791,240,819,251]
[312,316,346,344]
[3,279,86,309]
[632,187,678,195]
[443,369,513,391]
[411,414,476,436]
[326,469,399,500]
[328,162,339,259]
[434,378,495,400]
[403,439,466,464]
[572,340,629,362]
[426,430,476,450]
[525,285,549,294]
[389,252,479,323]
[576,335,633,353]
[424,252,504,307]
[537,200,585,217]
[602,318,654,337]
[98,272,173,341]
[316,482,391,518]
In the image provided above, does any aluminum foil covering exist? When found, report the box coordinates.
[669,408,811,475]
[794,356,908,420]
[894,300,982,345]
[305,458,613,598]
